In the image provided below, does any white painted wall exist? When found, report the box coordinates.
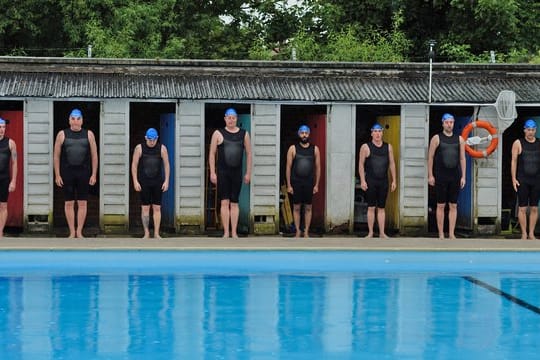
[25,99,53,224]
[400,105,429,234]
[177,101,205,232]
[326,104,356,232]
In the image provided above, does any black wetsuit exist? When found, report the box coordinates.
[217,128,246,202]
[138,142,164,205]
[0,137,12,202]
[61,128,91,201]
[364,142,389,208]
[516,138,540,206]
[434,132,461,204]
[291,143,315,205]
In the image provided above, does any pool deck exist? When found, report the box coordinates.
[1,235,540,251]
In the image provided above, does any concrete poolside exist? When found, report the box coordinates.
[1,235,540,251]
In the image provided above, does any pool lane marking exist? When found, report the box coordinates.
[463,276,540,315]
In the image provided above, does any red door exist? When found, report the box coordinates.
[0,111,24,227]
[305,114,326,230]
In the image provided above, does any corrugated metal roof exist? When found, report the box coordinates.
[0,57,539,103]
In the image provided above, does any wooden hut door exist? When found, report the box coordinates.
[305,114,326,231]
[376,115,400,231]
[160,113,175,230]
[0,111,23,227]
[238,114,251,234]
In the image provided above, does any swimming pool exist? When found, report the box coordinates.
[1,251,540,359]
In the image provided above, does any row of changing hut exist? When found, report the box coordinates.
[2,57,540,236]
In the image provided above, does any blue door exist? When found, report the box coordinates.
[160,113,175,230]
[455,116,473,229]
[238,114,251,234]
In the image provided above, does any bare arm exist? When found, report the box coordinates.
[53,130,65,187]
[511,139,521,192]
[313,145,321,194]
[285,145,295,194]
[358,144,369,191]
[427,134,439,186]
[161,144,170,191]
[208,130,221,185]
[131,145,142,191]
[388,143,397,192]
[8,140,17,192]
[88,130,98,185]
[459,136,466,189]
[243,131,252,184]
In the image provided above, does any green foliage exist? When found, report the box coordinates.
[0,0,538,63]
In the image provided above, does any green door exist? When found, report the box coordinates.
[238,114,251,234]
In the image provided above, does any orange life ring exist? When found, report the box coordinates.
[461,120,498,158]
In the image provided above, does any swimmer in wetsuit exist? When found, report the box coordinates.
[53,109,98,238]
[208,108,252,238]
[131,128,170,239]
[428,113,466,240]
[286,125,321,238]
[358,123,396,238]
[511,119,540,240]
[0,117,17,238]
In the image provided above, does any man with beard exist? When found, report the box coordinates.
[428,113,466,240]
[286,125,321,238]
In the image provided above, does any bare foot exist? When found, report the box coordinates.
[154,234,162,239]
[222,233,230,238]
[295,232,302,238]
[303,233,310,238]
[438,234,445,240]
[379,233,389,239]
[528,235,536,240]
[142,234,150,239]
[364,233,373,239]
[521,235,528,240]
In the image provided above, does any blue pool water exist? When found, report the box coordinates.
[1,251,540,359]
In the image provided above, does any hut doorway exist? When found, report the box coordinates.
[354,106,401,235]
[0,101,24,233]
[53,101,101,236]
[128,102,176,235]
[204,103,251,235]
[279,105,327,235]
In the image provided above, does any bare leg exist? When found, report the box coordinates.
[141,205,151,238]
[76,200,87,238]
[152,204,162,238]
[304,204,312,238]
[377,208,388,238]
[220,199,230,238]
[230,202,239,238]
[436,203,446,239]
[0,202,7,238]
[293,204,302,237]
[518,206,528,240]
[64,200,76,238]
[365,206,376,238]
[528,206,538,240]
[448,203,457,239]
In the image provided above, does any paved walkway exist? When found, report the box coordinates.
[1,236,540,251]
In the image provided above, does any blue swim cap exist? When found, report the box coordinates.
[371,123,383,131]
[441,113,454,122]
[145,128,159,140]
[524,119,537,129]
[298,125,310,135]
[224,108,237,117]
[70,109,83,118]
[0,118,5,125]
